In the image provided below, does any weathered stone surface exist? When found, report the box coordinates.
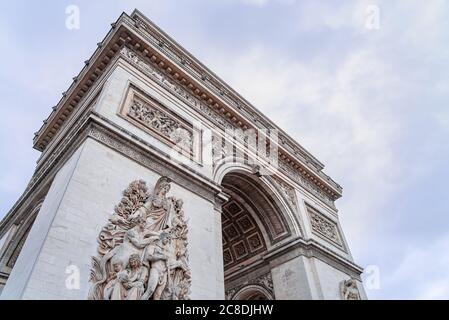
[0,9,365,300]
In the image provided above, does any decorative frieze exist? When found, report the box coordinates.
[306,203,343,248]
[89,177,191,300]
[127,12,341,192]
[132,11,310,176]
[119,85,199,160]
[128,97,193,151]
[120,46,235,132]
[271,176,298,211]
[87,123,216,202]
[221,199,267,269]
[280,161,335,208]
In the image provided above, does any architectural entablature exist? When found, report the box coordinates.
[32,9,342,205]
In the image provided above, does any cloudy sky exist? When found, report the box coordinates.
[1,0,448,299]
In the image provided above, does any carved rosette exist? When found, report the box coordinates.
[88,177,191,300]
[118,46,337,209]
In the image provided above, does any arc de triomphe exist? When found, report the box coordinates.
[0,10,365,300]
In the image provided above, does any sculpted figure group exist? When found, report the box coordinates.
[340,278,361,300]
[89,177,191,300]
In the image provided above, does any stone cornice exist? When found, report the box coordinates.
[265,237,364,279]
[32,9,342,201]
[224,236,363,283]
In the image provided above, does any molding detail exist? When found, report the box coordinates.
[280,161,335,208]
[89,177,191,300]
[119,46,235,132]
[119,84,201,161]
[87,121,216,202]
[0,201,41,282]
[6,223,33,269]
[305,203,343,248]
[128,94,193,151]
[225,272,274,300]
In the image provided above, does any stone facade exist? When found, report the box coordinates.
[0,9,365,300]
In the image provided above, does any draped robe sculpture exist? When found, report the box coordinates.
[88,177,191,300]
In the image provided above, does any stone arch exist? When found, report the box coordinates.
[231,284,274,300]
[220,166,301,299]
[0,201,42,273]
[215,161,301,238]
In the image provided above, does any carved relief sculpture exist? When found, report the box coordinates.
[88,177,191,300]
[340,278,361,300]
[119,82,199,160]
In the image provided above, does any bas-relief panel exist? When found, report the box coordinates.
[88,176,191,300]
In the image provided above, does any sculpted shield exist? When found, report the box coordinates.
[88,177,191,300]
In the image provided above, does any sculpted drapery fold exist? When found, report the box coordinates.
[340,278,361,300]
[88,177,191,300]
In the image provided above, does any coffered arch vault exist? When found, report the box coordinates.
[219,166,303,274]
[216,162,302,242]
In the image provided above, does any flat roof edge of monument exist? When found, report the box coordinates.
[31,9,342,197]
[129,9,327,170]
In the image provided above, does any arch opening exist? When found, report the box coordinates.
[232,285,273,300]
